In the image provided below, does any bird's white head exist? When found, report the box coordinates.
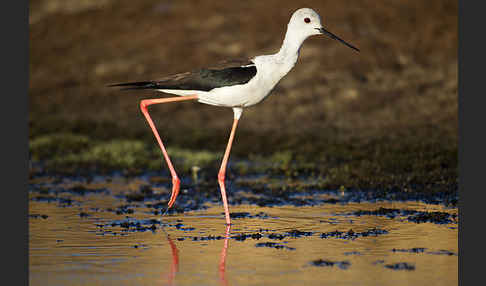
[288,8,324,38]
[286,8,359,52]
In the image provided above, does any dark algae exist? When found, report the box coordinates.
[384,262,415,271]
[232,233,264,241]
[79,212,90,218]
[229,212,271,219]
[427,250,457,256]
[392,248,426,253]
[320,228,389,240]
[255,242,295,250]
[351,207,457,224]
[311,259,351,270]
[286,229,313,237]
[29,214,48,219]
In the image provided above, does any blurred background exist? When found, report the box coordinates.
[29,0,457,193]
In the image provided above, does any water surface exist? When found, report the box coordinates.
[29,175,457,286]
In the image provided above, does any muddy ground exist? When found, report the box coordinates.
[29,0,457,199]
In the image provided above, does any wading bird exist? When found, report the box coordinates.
[110,8,359,225]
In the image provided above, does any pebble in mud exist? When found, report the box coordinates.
[310,259,351,270]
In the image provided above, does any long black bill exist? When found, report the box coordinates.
[317,27,359,52]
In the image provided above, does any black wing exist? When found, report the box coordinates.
[109,59,257,92]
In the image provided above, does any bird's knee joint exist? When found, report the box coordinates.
[172,177,180,186]
[140,100,149,113]
[218,172,225,182]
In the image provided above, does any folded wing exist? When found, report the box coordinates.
[109,59,257,92]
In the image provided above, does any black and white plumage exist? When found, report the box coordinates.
[109,59,257,92]
[109,8,359,225]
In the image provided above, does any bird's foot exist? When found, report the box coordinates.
[167,177,180,209]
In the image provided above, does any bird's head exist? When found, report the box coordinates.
[288,8,359,52]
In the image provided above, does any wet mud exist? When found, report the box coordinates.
[351,207,458,224]
[30,166,458,215]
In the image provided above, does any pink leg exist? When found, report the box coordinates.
[219,224,231,286]
[218,119,239,225]
[140,95,198,210]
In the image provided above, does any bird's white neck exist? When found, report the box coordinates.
[273,25,308,73]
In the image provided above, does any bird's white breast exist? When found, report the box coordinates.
[197,54,297,108]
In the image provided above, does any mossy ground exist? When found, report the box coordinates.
[29,130,457,198]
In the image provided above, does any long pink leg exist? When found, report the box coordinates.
[140,95,198,210]
[218,119,239,225]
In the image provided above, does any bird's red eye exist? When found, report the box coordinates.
[304,17,311,23]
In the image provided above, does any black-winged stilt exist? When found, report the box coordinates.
[110,8,359,225]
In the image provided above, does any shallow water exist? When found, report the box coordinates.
[29,175,457,286]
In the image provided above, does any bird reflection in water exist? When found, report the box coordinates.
[165,231,179,285]
[164,225,232,286]
[219,225,231,286]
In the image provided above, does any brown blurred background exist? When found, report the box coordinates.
[29,0,457,190]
